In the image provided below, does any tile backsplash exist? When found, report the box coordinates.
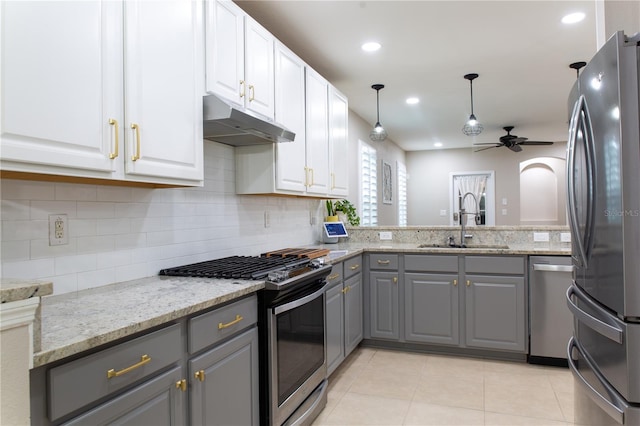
[1,142,322,295]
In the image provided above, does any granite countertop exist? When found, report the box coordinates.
[34,242,570,368]
[1,278,53,304]
[35,276,263,367]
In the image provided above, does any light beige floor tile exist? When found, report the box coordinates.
[403,401,484,425]
[485,411,570,425]
[546,368,574,395]
[483,359,549,376]
[367,349,429,375]
[413,373,484,410]
[327,367,360,394]
[555,390,575,423]
[320,392,410,425]
[485,381,565,421]
[312,389,343,425]
[484,370,554,390]
[349,365,419,401]
[421,354,486,380]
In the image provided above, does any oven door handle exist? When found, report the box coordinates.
[273,282,328,315]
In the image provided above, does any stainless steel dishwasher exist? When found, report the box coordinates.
[528,255,574,366]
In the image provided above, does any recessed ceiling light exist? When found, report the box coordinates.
[361,41,381,52]
[434,142,443,148]
[562,12,585,24]
[406,97,420,105]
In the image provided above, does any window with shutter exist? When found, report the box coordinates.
[359,141,377,226]
[397,161,407,226]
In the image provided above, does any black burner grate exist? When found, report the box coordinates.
[159,255,309,280]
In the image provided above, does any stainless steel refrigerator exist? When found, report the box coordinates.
[566,31,640,425]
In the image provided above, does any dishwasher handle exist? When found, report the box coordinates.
[533,263,574,273]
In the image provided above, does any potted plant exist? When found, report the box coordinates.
[334,199,360,226]
[325,200,339,222]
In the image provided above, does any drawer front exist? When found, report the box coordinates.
[369,254,398,270]
[405,255,458,273]
[344,255,363,279]
[465,256,525,275]
[326,263,343,288]
[48,323,182,421]
[189,295,257,354]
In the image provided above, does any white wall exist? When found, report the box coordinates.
[406,143,567,226]
[0,142,322,295]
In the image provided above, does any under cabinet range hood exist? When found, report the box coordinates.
[202,94,295,146]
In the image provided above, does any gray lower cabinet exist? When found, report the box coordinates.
[189,327,259,426]
[62,365,186,425]
[326,256,363,376]
[369,270,399,341]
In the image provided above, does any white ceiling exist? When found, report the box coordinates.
[236,0,598,151]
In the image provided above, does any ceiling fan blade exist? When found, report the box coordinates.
[474,146,498,152]
[473,143,501,146]
[510,137,528,144]
[508,144,523,152]
[519,141,554,145]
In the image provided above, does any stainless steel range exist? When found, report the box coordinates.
[160,250,332,426]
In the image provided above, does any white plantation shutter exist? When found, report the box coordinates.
[360,142,378,226]
[397,161,407,226]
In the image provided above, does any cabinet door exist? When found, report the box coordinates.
[189,327,259,426]
[63,366,186,425]
[205,0,245,105]
[328,87,349,197]
[404,273,459,346]
[244,17,274,119]
[464,275,526,352]
[369,271,399,341]
[304,68,330,195]
[1,1,122,175]
[344,273,363,356]
[326,282,345,376]
[274,42,307,192]
[123,0,203,183]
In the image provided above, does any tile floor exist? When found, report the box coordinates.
[313,347,575,425]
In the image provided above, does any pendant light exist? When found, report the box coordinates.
[462,73,483,136]
[369,84,388,142]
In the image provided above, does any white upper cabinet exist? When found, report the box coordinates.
[305,68,330,195]
[0,0,204,186]
[205,0,274,120]
[329,87,349,197]
[274,42,307,192]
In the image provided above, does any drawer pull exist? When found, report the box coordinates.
[350,264,360,270]
[377,260,391,265]
[393,277,398,283]
[466,280,471,287]
[453,279,458,286]
[176,379,187,392]
[218,314,243,330]
[194,370,205,382]
[328,273,340,280]
[342,286,351,294]
[107,354,151,379]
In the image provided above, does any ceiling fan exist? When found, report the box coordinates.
[474,126,554,152]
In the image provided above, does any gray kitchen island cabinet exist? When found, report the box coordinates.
[368,254,400,341]
[326,255,363,375]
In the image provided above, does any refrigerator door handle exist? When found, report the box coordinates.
[568,337,626,424]
[566,285,624,344]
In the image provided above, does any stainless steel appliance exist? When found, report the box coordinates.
[160,252,331,425]
[565,30,640,425]
[528,256,573,364]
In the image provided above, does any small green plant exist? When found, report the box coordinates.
[333,199,360,226]
[325,200,336,217]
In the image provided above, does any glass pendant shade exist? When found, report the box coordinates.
[462,73,483,136]
[370,84,387,142]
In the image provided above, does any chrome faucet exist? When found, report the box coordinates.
[459,192,480,247]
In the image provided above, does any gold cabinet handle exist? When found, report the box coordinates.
[327,273,340,280]
[218,314,243,330]
[393,277,398,283]
[248,84,255,102]
[176,379,187,392]
[107,354,151,379]
[309,168,314,186]
[108,118,119,159]
[342,286,351,294]
[304,167,309,187]
[194,370,205,382]
[331,173,336,190]
[466,280,471,287]
[453,279,458,286]
[377,259,391,265]
[239,80,245,98]
[350,264,360,271]
[130,123,141,161]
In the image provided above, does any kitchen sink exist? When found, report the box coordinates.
[417,243,509,249]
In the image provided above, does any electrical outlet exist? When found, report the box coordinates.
[561,232,571,242]
[379,231,392,240]
[533,232,550,242]
[49,214,69,246]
